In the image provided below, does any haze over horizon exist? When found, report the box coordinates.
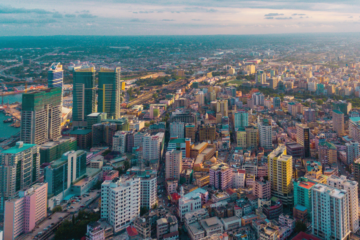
[1,0,360,36]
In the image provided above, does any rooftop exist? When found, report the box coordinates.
[333,109,343,115]
[70,128,92,135]
[299,181,316,189]
[2,142,36,154]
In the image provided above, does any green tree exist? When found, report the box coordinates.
[153,93,158,99]
[316,99,323,105]
[52,205,62,213]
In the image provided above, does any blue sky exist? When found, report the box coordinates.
[1,0,360,35]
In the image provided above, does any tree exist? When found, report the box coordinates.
[52,205,62,213]
[316,99,323,105]
[152,203,158,209]
[153,93,158,99]
[140,206,148,216]
[295,220,307,233]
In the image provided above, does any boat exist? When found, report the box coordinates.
[3,118,13,123]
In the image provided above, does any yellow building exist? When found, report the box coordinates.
[246,65,256,74]
[268,145,293,205]
[245,126,258,149]
[236,128,247,149]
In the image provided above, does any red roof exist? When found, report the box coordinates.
[237,169,246,174]
[226,188,236,195]
[292,232,322,240]
[299,181,316,189]
[126,226,138,237]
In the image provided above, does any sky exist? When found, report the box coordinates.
[1,0,360,36]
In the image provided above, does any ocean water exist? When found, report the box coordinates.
[0,94,22,138]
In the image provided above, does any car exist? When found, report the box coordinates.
[80,205,84,208]
[48,217,52,219]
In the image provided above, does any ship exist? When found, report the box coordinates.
[3,118,13,123]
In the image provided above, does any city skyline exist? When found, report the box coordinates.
[1,0,360,35]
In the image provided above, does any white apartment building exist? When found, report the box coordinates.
[112,131,127,153]
[327,175,359,232]
[101,177,140,233]
[311,184,351,240]
[232,169,246,188]
[308,81,317,92]
[178,188,202,221]
[165,150,182,180]
[345,141,359,165]
[349,117,360,143]
[170,122,185,139]
[134,131,145,148]
[258,118,272,149]
[143,133,162,163]
[140,175,157,210]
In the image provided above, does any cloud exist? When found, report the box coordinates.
[275,17,293,20]
[265,13,284,17]
[349,16,353,18]
[182,7,218,13]
[265,17,274,19]
[139,11,154,13]
[0,6,52,14]
[65,14,76,18]
[129,18,147,22]
[292,13,306,16]
[52,13,63,18]
[0,18,57,24]
[192,19,202,21]
[78,13,97,18]
[162,19,175,21]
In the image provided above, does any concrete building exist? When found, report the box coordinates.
[232,169,246,188]
[86,222,105,240]
[48,62,63,104]
[101,177,140,233]
[21,88,62,145]
[296,124,310,158]
[245,126,258,149]
[252,92,265,106]
[254,180,271,200]
[39,137,77,164]
[332,110,345,136]
[4,183,48,240]
[156,215,178,240]
[73,67,96,124]
[209,163,233,191]
[234,111,248,129]
[98,67,122,119]
[318,142,337,166]
[327,175,359,232]
[165,150,182,180]
[273,97,280,109]
[178,187,202,221]
[143,133,164,165]
[258,118,272,149]
[268,145,293,205]
[311,184,351,240]
[350,117,360,143]
[199,217,224,237]
[345,141,359,165]
[185,124,196,143]
[0,142,40,219]
[236,127,247,149]
[170,122,185,139]
[304,108,316,123]
[184,209,209,240]
[259,226,279,240]
[293,177,315,219]
[112,131,127,153]
[199,124,216,143]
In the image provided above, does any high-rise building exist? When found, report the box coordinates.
[332,110,345,136]
[296,124,310,158]
[304,108,316,123]
[195,91,205,106]
[86,112,107,129]
[73,67,96,124]
[112,131,127,154]
[101,177,140,233]
[311,184,351,240]
[245,126,258,149]
[165,150,182,180]
[0,142,40,219]
[39,137,77,164]
[185,124,196,143]
[327,175,359,232]
[234,111,248,129]
[254,179,271,200]
[21,88,62,145]
[218,100,228,117]
[252,92,265,107]
[4,183,48,240]
[318,142,337,166]
[268,145,293,205]
[236,127,246,149]
[198,124,216,142]
[346,141,359,165]
[255,70,266,84]
[332,100,352,115]
[178,187,202,221]
[349,117,360,143]
[258,118,272,149]
[48,62,63,104]
[98,67,122,119]
[273,97,280,109]
[142,133,164,166]
[354,159,360,193]
[209,163,233,191]
[170,122,185,139]
[293,177,315,219]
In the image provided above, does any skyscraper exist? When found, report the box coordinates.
[234,111,248,129]
[165,150,182,180]
[98,67,122,119]
[170,122,185,139]
[293,177,315,219]
[332,110,345,136]
[209,163,233,191]
[268,145,293,205]
[258,118,272,149]
[272,97,280,109]
[21,88,62,145]
[296,124,310,158]
[252,92,265,106]
[311,184,351,240]
[48,62,63,104]
[0,142,40,220]
[73,67,96,124]
[346,141,359,165]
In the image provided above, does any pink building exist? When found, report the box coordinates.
[4,183,48,240]
[103,170,119,181]
[257,165,268,178]
[209,163,233,191]
[254,180,271,200]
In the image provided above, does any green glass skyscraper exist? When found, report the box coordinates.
[73,67,96,123]
[98,67,121,119]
